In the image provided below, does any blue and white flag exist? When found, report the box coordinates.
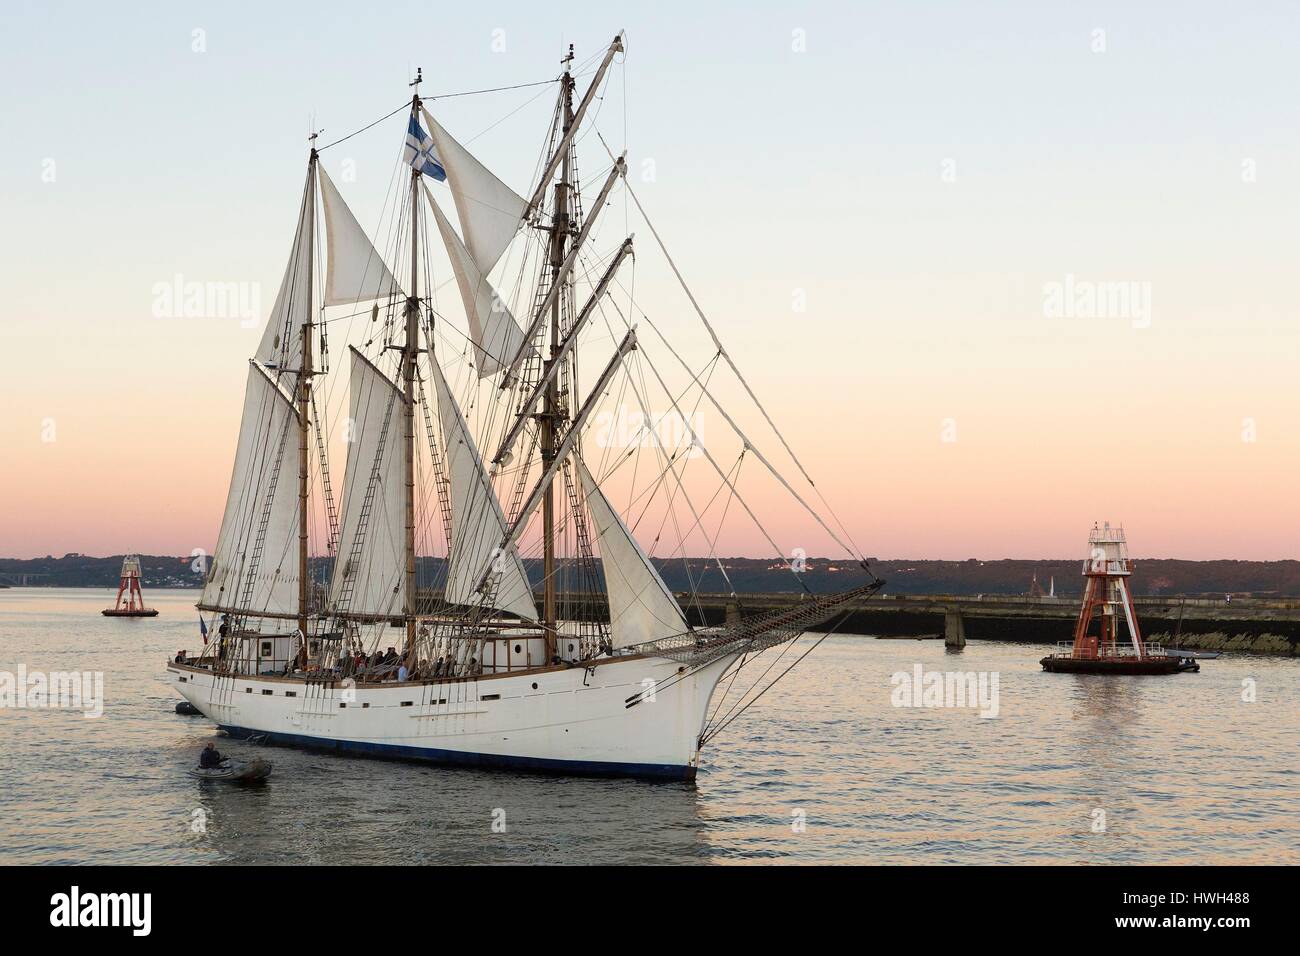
[405,115,447,181]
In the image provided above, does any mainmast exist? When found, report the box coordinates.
[403,74,422,654]
[298,144,319,650]
[539,47,577,658]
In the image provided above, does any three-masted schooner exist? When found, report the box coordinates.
[166,35,882,780]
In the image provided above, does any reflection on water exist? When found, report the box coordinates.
[1,588,1296,864]
[188,757,708,865]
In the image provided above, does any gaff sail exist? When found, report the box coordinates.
[200,363,301,619]
[328,348,407,619]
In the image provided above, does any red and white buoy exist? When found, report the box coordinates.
[101,555,159,618]
[1041,523,1195,674]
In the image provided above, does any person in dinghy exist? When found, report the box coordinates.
[199,742,224,769]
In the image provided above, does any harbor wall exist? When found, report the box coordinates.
[676,594,1300,656]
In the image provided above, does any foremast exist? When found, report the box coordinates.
[297,146,319,652]
[403,82,422,655]
[196,141,321,669]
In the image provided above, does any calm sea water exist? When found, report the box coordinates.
[1,587,1295,865]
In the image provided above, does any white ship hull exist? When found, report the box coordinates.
[165,652,736,780]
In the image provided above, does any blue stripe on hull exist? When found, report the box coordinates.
[216,724,696,782]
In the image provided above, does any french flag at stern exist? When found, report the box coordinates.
[405,115,447,181]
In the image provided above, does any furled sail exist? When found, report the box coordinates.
[430,357,536,620]
[200,363,301,618]
[256,170,314,373]
[421,106,528,275]
[423,182,533,378]
[576,457,687,649]
[317,167,401,306]
[328,348,407,618]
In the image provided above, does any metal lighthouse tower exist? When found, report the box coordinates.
[1041,523,1197,674]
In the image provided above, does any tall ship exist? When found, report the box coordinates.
[165,35,881,779]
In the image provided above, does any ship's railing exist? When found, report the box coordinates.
[1045,641,1166,659]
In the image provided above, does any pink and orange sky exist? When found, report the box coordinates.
[1,2,1297,561]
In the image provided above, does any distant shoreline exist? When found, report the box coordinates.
[3,553,1299,597]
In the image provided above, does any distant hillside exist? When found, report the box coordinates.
[0,554,207,589]
[3,553,1300,597]
[655,557,1300,597]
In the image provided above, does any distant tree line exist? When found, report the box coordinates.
[3,553,1299,597]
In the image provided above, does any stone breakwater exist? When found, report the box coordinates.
[679,592,1300,657]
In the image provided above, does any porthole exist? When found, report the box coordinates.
[531,682,538,690]
[514,644,522,654]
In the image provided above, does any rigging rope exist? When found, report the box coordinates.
[701,612,853,746]
[595,130,872,570]
[317,77,561,153]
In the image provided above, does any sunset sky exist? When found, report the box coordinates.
[1,1,1297,561]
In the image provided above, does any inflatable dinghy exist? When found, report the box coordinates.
[187,757,272,782]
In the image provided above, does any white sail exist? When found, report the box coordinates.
[256,171,314,373]
[318,167,401,306]
[201,363,301,618]
[422,106,528,275]
[430,357,536,620]
[576,458,687,649]
[423,182,533,378]
[329,348,407,618]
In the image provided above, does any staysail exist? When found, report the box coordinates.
[318,167,401,306]
[328,348,407,618]
[421,106,528,275]
[429,357,536,620]
[256,169,315,374]
[200,363,301,619]
[423,182,533,378]
[576,457,687,648]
